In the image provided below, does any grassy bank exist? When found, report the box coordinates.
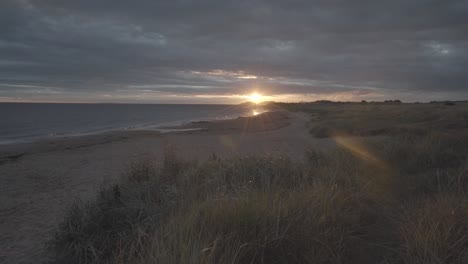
[276,101,468,138]
[51,103,468,264]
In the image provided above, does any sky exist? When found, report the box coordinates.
[1,0,468,104]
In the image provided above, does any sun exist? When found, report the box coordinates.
[247,92,263,104]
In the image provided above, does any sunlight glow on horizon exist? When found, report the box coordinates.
[246,92,263,104]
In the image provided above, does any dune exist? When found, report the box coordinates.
[0,110,328,263]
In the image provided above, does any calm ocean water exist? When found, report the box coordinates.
[0,103,255,144]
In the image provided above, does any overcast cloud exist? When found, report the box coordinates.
[1,0,468,103]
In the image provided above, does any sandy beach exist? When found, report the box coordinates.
[0,111,334,264]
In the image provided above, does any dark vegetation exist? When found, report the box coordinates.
[51,102,468,264]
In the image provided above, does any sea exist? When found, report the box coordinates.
[0,103,258,144]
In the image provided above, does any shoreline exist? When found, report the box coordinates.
[0,107,269,146]
[0,111,285,161]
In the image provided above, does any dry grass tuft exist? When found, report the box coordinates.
[398,194,468,264]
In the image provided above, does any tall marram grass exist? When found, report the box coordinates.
[51,133,468,263]
[398,194,468,264]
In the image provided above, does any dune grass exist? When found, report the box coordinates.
[51,103,468,264]
[398,194,468,264]
[277,101,468,138]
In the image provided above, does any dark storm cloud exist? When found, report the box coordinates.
[1,0,468,102]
